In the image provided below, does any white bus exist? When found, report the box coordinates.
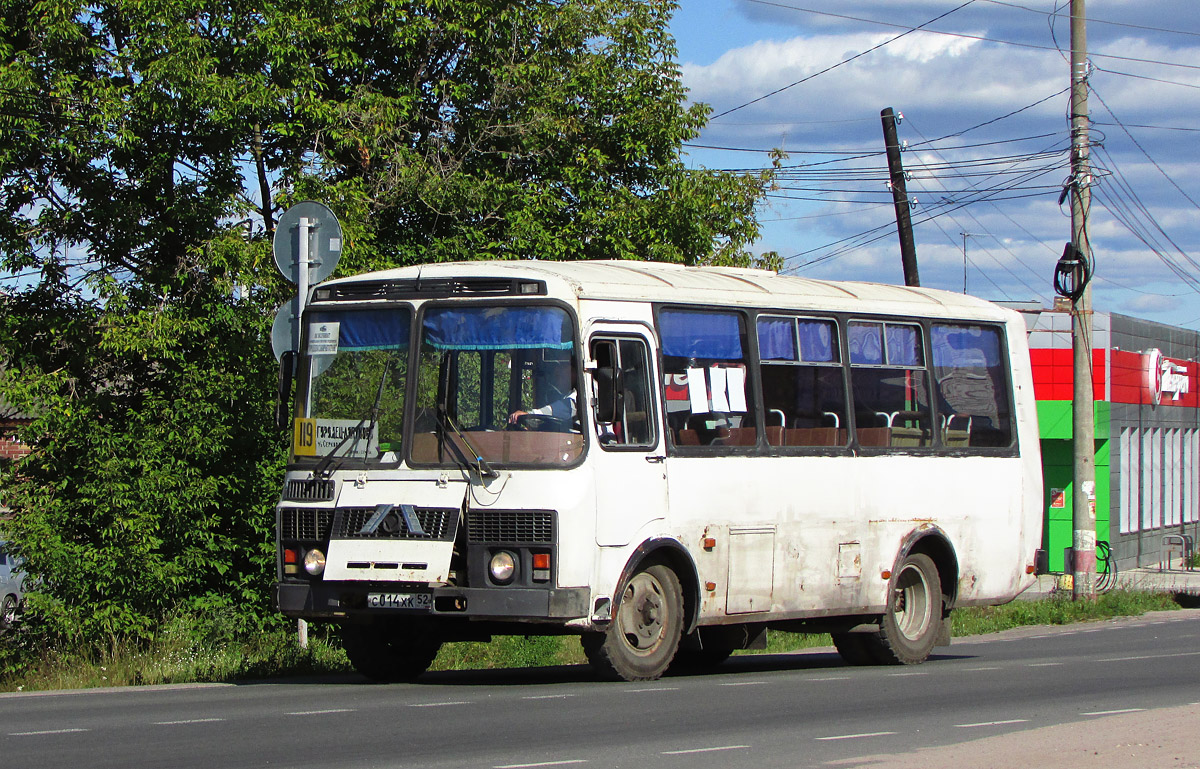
[275,260,1042,682]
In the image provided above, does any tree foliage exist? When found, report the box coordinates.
[0,0,771,650]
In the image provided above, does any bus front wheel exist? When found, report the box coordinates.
[872,552,943,665]
[341,622,442,683]
[582,564,683,681]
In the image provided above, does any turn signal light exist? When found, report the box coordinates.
[532,553,551,570]
[881,570,892,580]
[284,548,297,564]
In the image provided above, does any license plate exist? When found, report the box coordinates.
[367,592,432,610]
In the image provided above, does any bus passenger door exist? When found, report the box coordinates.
[588,329,668,547]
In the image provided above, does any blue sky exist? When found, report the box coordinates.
[668,1,1200,330]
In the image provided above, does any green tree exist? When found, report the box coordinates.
[0,0,771,655]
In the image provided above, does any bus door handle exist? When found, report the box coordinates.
[645,455,665,464]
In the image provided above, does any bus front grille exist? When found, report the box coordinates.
[279,508,334,541]
[335,507,458,541]
[467,510,555,544]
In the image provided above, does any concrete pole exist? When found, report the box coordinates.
[1070,0,1097,600]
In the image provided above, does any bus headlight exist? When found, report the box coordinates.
[489,551,516,584]
[303,548,326,576]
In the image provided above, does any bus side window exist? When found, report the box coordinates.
[758,316,848,447]
[590,337,656,449]
[658,309,757,448]
[849,321,933,449]
[931,324,1013,448]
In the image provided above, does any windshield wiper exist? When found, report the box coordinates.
[312,354,393,480]
[438,410,499,480]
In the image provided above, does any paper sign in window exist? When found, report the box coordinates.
[727,367,748,411]
[709,367,730,412]
[687,367,709,413]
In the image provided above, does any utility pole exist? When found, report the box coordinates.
[1069,0,1097,600]
[960,232,976,294]
[881,107,920,287]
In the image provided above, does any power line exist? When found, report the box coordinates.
[979,0,1200,39]
[742,0,1200,71]
[712,0,980,119]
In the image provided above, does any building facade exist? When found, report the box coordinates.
[1012,302,1200,573]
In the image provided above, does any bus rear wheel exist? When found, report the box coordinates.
[341,622,442,683]
[871,552,943,665]
[582,564,683,681]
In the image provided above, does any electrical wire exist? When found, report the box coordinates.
[712,0,980,120]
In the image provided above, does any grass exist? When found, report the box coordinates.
[0,589,1184,693]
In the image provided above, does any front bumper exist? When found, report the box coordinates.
[277,581,589,621]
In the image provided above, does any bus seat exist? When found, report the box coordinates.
[677,429,701,446]
[857,427,891,447]
[718,427,757,446]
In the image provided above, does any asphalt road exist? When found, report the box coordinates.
[2,609,1199,769]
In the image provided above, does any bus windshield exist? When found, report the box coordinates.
[410,304,583,468]
[295,306,411,465]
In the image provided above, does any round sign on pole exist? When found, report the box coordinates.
[273,201,344,285]
[271,300,300,361]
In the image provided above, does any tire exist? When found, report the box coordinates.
[582,564,684,681]
[831,632,877,666]
[871,552,944,665]
[341,622,442,683]
[0,594,17,632]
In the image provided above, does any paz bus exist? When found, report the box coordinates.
[274,259,1042,682]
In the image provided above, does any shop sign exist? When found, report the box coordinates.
[1146,348,1190,406]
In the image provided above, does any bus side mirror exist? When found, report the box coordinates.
[591,340,619,423]
[276,350,295,432]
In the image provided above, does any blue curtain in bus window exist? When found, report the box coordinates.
[798,320,837,362]
[660,310,743,360]
[311,309,410,351]
[885,325,922,366]
[848,322,883,365]
[423,307,571,351]
[757,317,797,361]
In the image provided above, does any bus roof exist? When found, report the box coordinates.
[319,260,1013,322]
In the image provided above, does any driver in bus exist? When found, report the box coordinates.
[508,357,577,426]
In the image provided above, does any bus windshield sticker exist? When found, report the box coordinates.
[308,322,340,355]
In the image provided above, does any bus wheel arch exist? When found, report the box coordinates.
[850,529,958,667]
[583,539,699,681]
[611,538,702,635]
[895,527,959,610]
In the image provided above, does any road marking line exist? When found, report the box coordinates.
[889,672,927,677]
[962,666,1001,671]
[661,745,750,755]
[494,761,587,768]
[810,676,851,681]
[522,694,575,700]
[1029,663,1063,667]
[719,681,768,687]
[955,719,1030,728]
[816,731,897,741]
[9,728,89,736]
[1082,708,1146,716]
[1098,651,1200,663]
[626,687,681,693]
[409,701,472,708]
[154,718,224,725]
[287,708,356,715]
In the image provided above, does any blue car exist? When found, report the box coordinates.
[0,540,24,631]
